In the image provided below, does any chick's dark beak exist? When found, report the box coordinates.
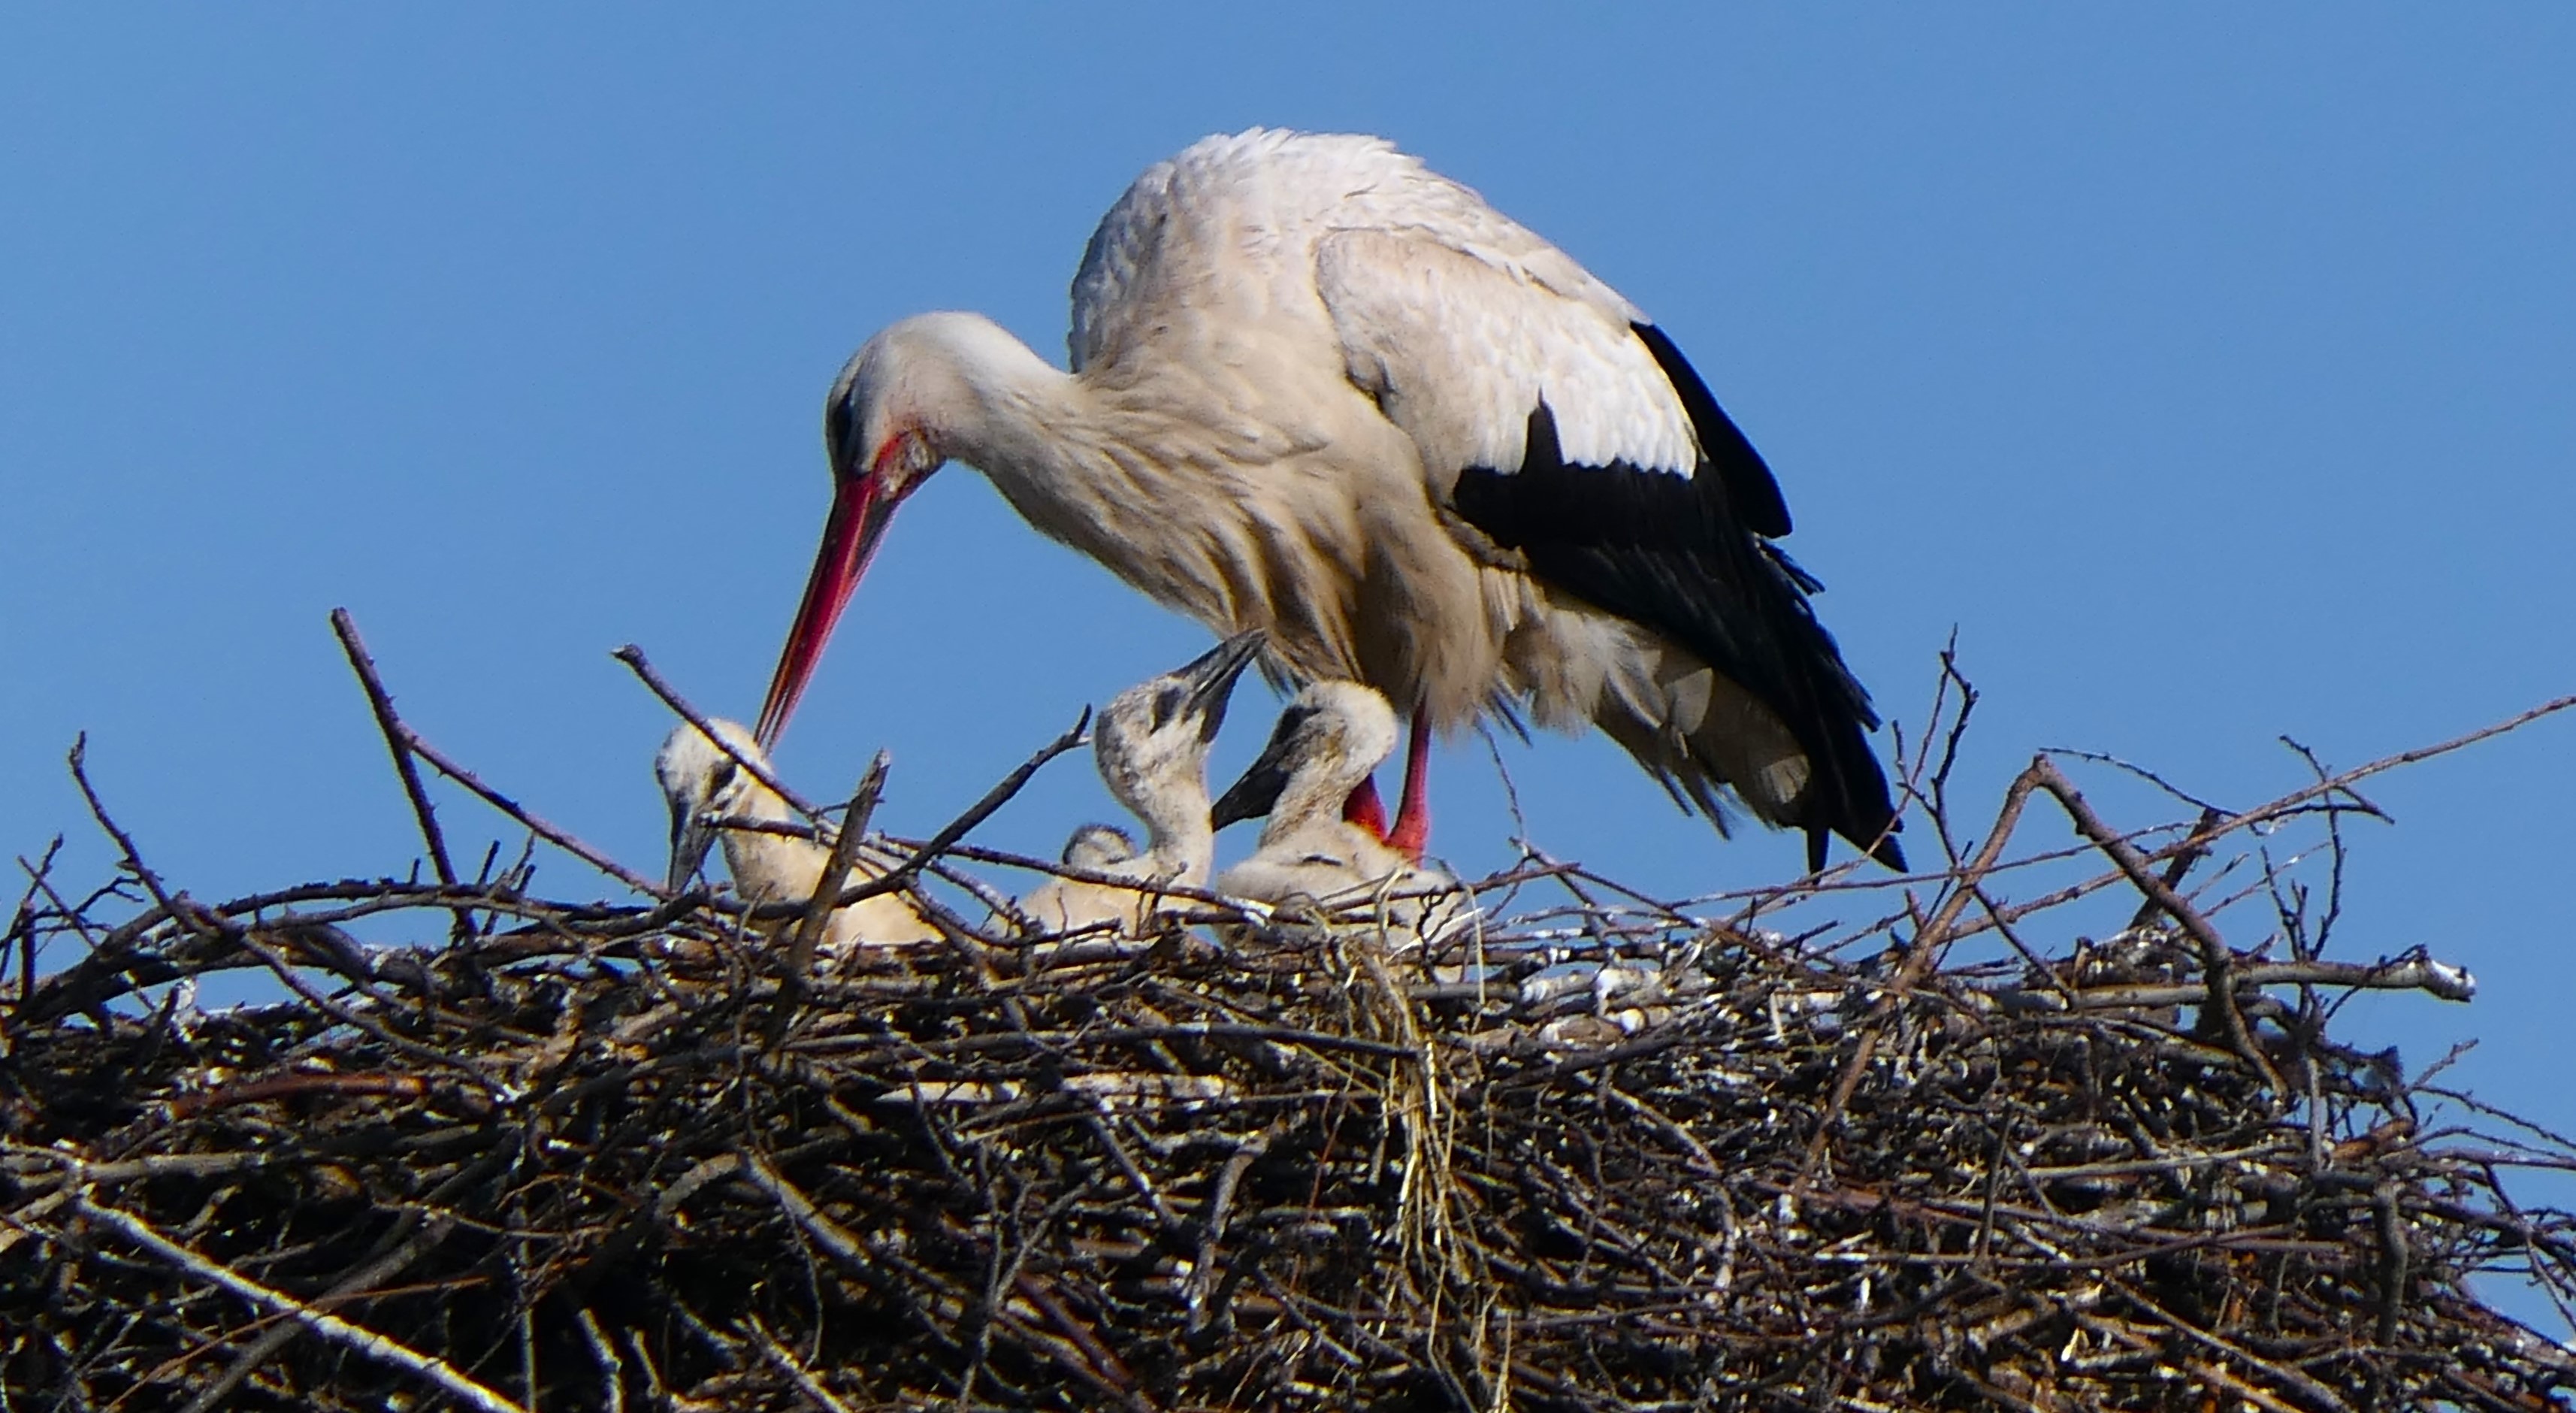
[1177,628,1267,744]
[665,796,720,894]
[1211,695,1308,830]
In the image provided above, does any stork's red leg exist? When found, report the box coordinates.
[1341,776,1390,839]
[1386,706,1433,861]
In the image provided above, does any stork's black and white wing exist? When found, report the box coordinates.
[1302,144,1902,868]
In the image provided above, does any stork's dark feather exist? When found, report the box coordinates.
[1452,397,1903,870]
[1631,322,1794,540]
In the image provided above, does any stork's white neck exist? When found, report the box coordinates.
[936,346,1138,540]
[865,314,1089,495]
[1131,789,1214,889]
[865,314,1257,640]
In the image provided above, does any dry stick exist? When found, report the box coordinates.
[2029,758,2281,1091]
[2375,1179,2410,1345]
[1011,1271,1145,1402]
[1790,695,2554,1178]
[61,733,262,1022]
[74,1196,529,1413]
[1999,957,2477,1012]
[795,708,1093,915]
[8,837,60,1011]
[786,753,892,982]
[228,929,502,1092]
[746,1315,857,1413]
[2126,805,2224,935]
[575,1309,627,1413]
[761,755,896,1048]
[369,702,667,899]
[3,1151,283,1192]
[68,734,186,924]
[612,644,824,820]
[887,838,1244,917]
[330,609,473,942]
[1799,758,2048,1182]
[179,1214,461,1413]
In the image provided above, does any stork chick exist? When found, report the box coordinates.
[655,718,937,949]
[1211,681,1459,934]
[1020,630,1265,934]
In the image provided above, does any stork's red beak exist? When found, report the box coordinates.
[755,471,896,747]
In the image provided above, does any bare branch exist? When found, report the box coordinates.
[77,1197,527,1413]
[331,608,472,942]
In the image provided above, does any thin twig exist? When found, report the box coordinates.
[613,643,826,821]
[398,718,665,897]
[814,708,1092,911]
[76,1196,528,1413]
[2029,758,2282,1091]
[2126,805,2224,935]
[68,734,183,922]
[179,1214,461,1413]
[747,1315,857,1413]
[1801,758,2047,1182]
[330,608,472,942]
[786,753,891,982]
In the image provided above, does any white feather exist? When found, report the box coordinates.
[1074,129,1696,483]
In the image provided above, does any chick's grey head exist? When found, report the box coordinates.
[1060,822,1140,870]
[1088,630,1267,819]
[1211,680,1401,828]
[653,717,769,892]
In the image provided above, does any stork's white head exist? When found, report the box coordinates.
[757,312,1054,746]
[654,717,774,893]
[1211,681,1402,831]
[1089,630,1268,832]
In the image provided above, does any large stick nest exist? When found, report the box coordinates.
[5,637,2574,1411]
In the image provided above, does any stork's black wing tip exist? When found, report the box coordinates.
[1807,821,1906,874]
[1631,321,1793,540]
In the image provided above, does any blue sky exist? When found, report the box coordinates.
[6,6,2571,1321]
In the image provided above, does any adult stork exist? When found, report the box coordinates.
[759,129,1903,870]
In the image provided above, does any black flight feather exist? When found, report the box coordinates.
[1450,357,1903,870]
[1632,321,1793,540]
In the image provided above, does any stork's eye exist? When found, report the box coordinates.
[1151,684,1188,730]
[1267,704,1317,747]
[709,760,739,797]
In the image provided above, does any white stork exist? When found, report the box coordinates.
[1017,629,1264,933]
[758,129,1903,870]
[655,719,939,949]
